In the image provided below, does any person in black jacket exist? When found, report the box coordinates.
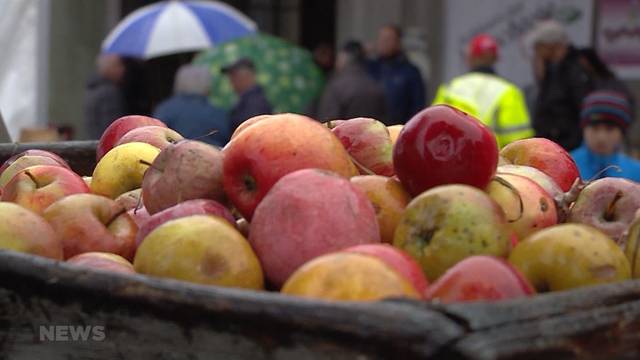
[222,58,273,131]
[368,25,426,125]
[316,41,387,122]
[528,20,594,151]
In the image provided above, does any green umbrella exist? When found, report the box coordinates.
[193,33,324,114]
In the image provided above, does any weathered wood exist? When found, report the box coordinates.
[0,251,464,360]
[3,249,640,359]
[443,282,640,359]
[0,141,98,176]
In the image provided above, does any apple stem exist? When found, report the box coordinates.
[230,207,243,220]
[192,129,219,141]
[326,120,337,129]
[348,154,376,176]
[138,159,163,172]
[133,192,144,214]
[555,178,584,223]
[492,176,524,223]
[604,191,623,222]
[24,170,39,188]
[587,165,622,183]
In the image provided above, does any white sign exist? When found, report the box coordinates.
[443,0,594,89]
[596,0,640,79]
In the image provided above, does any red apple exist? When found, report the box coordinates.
[497,164,563,199]
[0,149,69,174]
[249,169,380,287]
[128,206,151,228]
[115,126,183,150]
[0,155,68,189]
[97,115,166,161]
[0,202,63,260]
[569,178,640,245]
[1,165,90,214]
[344,244,429,297]
[67,252,135,274]
[230,114,272,140]
[43,193,137,260]
[486,173,558,240]
[500,138,580,192]
[332,118,394,176]
[135,199,235,247]
[223,113,357,220]
[393,105,499,196]
[425,255,534,303]
[142,140,225,214]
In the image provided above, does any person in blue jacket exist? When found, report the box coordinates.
[571,90,640,182]
[154,65,230,147]
[368,25,426,125]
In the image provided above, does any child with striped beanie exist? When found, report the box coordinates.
[571,90,640,182]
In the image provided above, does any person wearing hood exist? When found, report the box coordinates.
[84,54,126,139]
[368,25,426,124]
[571,90,640,182]
[528,20,594,151]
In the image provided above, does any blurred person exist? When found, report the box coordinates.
[84,54,126,139]
[153,65,230,147]
[527,20,594,151]
[571,91,640,182]
[432,34,533,147]
[312,42,335,76]
[577,47,639,154]
[316,41,387,122]
[222,58,272,131]
[368,24,426,124]
[578,48,634,107]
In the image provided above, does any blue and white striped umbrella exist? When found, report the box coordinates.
[102,0,257,59]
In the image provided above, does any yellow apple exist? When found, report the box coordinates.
[281,252,420,301]
[134,215,263,290]
[509,224,630,292]
[90,142,160,199]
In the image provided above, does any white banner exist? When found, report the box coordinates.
[596,0,640,79]
[443,0,594,89]
[0,0,48,141]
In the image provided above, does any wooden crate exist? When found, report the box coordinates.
[0,141,98,176]
[1,141,640,359]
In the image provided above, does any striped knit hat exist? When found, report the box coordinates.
[581,90,632,131]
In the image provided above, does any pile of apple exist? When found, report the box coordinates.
[1,105,640,304]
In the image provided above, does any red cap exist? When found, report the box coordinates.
[468,34,499,58]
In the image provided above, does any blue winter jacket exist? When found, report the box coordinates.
[571,143,640,182]
[368,54,426,125]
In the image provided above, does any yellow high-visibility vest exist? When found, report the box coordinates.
[433,72,533,147]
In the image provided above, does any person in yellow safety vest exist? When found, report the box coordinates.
[433,34,533,147]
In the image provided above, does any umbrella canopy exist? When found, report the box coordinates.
[193,34,324,114]
[102,0,257,59]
